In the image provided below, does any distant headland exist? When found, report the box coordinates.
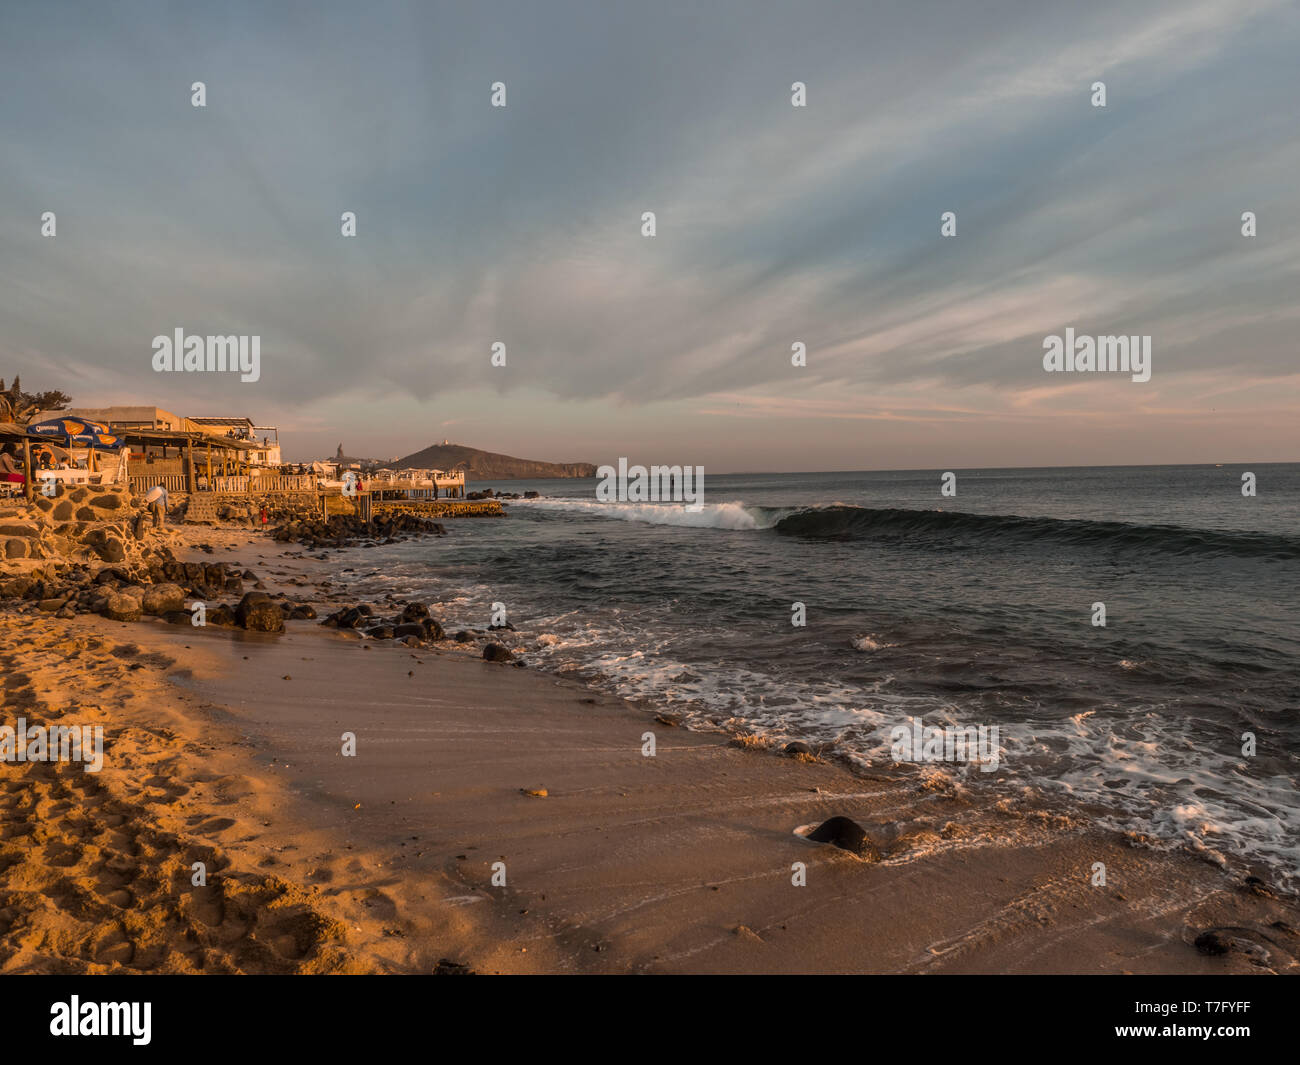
[336,441,596,480]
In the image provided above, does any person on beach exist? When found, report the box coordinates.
[0,445,25,484]
[145,484,168,527]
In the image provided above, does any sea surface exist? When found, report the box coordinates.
[337,465,1300,884]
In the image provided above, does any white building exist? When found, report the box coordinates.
[186,417,281,466]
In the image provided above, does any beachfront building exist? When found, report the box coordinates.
[185,417,281,466]
[29,405,185,431]
[6,399,486,523]
[365,466,467,499]
[113,428,257,495]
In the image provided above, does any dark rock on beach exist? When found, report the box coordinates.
[400,601,429,622]
[1192,926,1280,964]
[271,512,446,550]
[482,643,515,663]
[102,592,143,623]
[320,602,444,646]
[141,582,186,616]
[807,816,881,861]
[236,592,285,633]
[207,604,239,628]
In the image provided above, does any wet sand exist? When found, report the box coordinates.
[2,529,1298,974]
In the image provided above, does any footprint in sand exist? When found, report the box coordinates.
[191,816,238,835]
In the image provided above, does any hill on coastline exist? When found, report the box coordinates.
[394,443,597,479]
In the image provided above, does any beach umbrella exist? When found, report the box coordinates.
[63,431,123,450]
[27,416,112,438]
[26,417,121,449]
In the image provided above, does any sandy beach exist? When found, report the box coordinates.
[2,524,1296,975]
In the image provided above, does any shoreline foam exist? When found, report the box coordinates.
[2,525,1297,974]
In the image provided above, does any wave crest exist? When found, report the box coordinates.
[773,505,1300,559]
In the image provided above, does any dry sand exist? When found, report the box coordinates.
[2,527,1297,974]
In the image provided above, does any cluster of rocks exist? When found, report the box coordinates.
[153,590,318,633]
[321,599,519,662]
[271,513,446,550]
[465,489,540,501]
[320,600,444,646]
[0,551,314,632]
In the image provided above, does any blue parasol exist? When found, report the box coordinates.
[27,417,122,450]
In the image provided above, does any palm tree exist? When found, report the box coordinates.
[0,375,72,425]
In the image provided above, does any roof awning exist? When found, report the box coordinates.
[0,422,48,442]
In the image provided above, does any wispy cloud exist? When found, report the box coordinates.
[0,0,1295,465]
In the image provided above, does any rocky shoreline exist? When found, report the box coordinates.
[5,513,1299,974]
[0,485,526,665]
[0,481,442,631]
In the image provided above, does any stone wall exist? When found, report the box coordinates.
[0,483,156,562]
[179,491,322,527]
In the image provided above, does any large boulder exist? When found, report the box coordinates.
[89,493,125,510]
[482,643,514,663]
[141,582,186,616]
[236,592,284,633]
[102,593,143,622]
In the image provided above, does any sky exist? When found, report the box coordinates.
[1,0,1297,470]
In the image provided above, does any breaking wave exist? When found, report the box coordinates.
[516,498,1300,560]
[771,505,1300,560]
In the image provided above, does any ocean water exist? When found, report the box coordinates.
[337,465,1300,884]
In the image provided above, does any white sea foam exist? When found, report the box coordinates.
[332,534,1300,885]
[851,634,897,652]
[511,498,785,530]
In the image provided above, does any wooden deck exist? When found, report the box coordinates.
[212,474,316,493]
